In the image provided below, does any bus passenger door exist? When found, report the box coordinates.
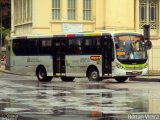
[53,40,66,75]
[103,37,113,76]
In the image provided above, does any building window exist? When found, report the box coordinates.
[14,0,32,24]
[83,0,92,20]
[139,0,159,29]
[68,0,76,20]
[52,0,61,20]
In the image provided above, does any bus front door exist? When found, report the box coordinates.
[103,37,113,76]
[53,40,66,75]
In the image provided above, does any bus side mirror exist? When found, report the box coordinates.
[145,41,152,50]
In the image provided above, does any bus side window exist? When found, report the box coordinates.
[30,39,39,55]
[84,38,92,54]
[13,40,19,55]
[13,39,26,55]
[76,38,83,54]
[83,37,101,54]
[68,39,74,54]
[41,39,52,54]
[93,37,101,54]
[68,38,83,55]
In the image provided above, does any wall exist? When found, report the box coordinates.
[32,0,52,34]
[148,40,160,73]
[104,0,135,31]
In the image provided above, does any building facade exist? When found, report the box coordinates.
[11,0,160,73]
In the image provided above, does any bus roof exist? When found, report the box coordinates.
[12,31,143,39]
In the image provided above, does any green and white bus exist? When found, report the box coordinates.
[11,31,151,82]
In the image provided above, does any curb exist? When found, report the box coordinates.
[0,65,13,74]
[0,69,13,74]
[130,77,160,82]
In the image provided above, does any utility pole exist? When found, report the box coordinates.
[0,1,2,67]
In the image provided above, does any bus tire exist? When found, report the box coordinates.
[61,77,75,82]
[36,66,52,82]
[87,67,101,82]
[115,77,128,83]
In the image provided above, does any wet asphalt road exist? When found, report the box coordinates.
[0,72,160,120]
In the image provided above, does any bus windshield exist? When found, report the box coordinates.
[115,35,147,61]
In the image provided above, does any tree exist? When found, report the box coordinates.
[0,0,11,46]
[0,0,11,29]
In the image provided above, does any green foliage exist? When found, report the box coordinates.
[0,27,10,38]
[0,27,10,46]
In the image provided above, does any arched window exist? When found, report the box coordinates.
[139,0,159,29]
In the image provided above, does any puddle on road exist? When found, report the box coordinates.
[0,80,155,120]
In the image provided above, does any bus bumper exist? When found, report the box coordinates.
[112,67,148,77]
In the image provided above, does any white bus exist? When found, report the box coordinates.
[11,31,151,82]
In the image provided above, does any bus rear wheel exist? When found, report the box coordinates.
[61,77,75,82]
[87,68,101,82]
[36,66,52,82]
[115,77,128,83]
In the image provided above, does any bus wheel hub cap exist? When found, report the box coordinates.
[92,72,98,79]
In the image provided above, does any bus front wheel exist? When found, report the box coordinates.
[115,77,128,83]
[36,66,52,82]
[87,68,101,82]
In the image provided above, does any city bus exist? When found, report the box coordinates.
[10,31,151,82]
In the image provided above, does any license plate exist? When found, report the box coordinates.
[132,71,138,74]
